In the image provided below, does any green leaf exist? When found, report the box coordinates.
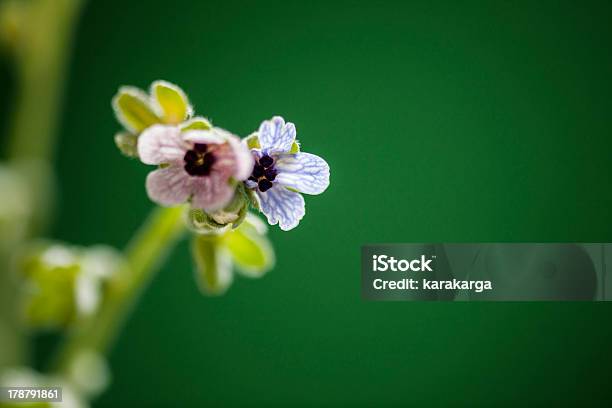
[112,87,160,133]
[180,116,212,131]
[150,80,192,124]
[289,140,300,153]
[245,133,260,149]
[224,217,274,278]
[113,131,138,158]
[191,235,233,295]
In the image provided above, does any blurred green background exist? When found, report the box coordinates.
[3,0,612,406]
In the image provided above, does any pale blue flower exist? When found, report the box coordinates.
[246,116,330,231]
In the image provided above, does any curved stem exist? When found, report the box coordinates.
[52,206,186,374]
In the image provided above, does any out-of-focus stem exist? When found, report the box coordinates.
[0,0,84,369]
[53,206,186,374]
[6,0,84,161]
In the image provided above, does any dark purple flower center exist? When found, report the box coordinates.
[184,143,216,177]
[249,154,276,192]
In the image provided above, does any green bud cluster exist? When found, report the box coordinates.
[112,80,210,158]
[16,242,123,329]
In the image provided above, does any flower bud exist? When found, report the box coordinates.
[16,242,122,329]
[114,132,138,158]
[185,184,253,233]
[190,214,275,296]
[112,81,197,158]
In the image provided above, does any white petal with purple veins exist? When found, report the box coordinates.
[245,179,258,189]
[191,173,236,212]
[275,152,330,195]
[258,116,296,153]
[145,165,192,206]
[257,185,305,231]
[138,125,187,165]
[182,129,225,145]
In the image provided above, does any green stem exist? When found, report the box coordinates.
[52,206,186,374]
[6,0,84,160]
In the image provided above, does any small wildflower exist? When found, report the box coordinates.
[138,125,253,211]
[245,116,330,230]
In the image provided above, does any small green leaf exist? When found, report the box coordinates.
[180,116,212,131]
[151,80,192,124]
[191,235,233,295]
[113,132,139,158]
[224,219,274,278]
[289,140,300,153]
[112,87,159,133]
[245,133,260,149]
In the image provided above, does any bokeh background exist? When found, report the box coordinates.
[2,0,612,406]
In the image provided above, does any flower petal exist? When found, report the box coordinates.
[138,125,187,165]
[257,185,305,231]
[150,80,193,124]
[145,166,192,206]
[227,136,254,180]
[180,116,212,131]
[245,179,258,189]
[191,173,236,212]
[258,116,296,153]
[182,129,226,145]
[112,86,160,133]
[275,152,330,195]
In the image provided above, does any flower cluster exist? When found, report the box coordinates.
[16,242,122,329]
[113,80,330,232]
[112,81,330,294]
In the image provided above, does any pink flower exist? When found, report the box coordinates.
[137,125,253,211]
